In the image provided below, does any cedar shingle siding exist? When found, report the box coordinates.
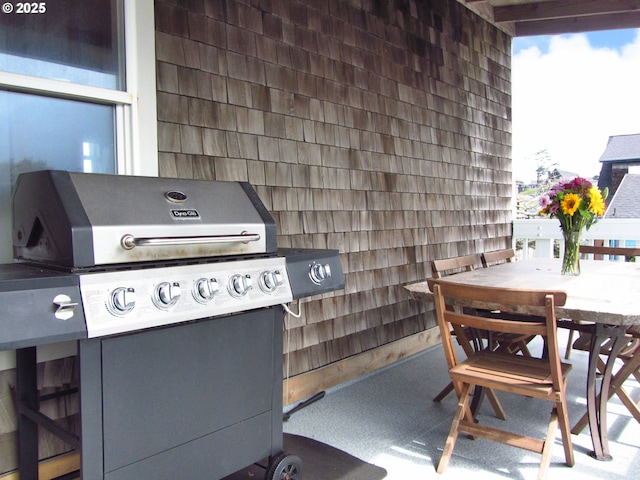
[155,0,512,375]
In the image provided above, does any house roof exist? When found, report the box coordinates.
[604,174,640,218]
[599,134,640,163]
[457,1,640,37]
[551,168,578,179]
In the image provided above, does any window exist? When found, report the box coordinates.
[0,0,124,89]
[0,0,157,262]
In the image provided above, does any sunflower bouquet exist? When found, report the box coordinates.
[538,177,607,275]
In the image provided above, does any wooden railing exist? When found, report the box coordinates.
[512,218,640,260]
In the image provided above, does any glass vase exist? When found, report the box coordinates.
[561,229,581,275]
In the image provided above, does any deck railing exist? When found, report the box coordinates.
[512,218,640,260]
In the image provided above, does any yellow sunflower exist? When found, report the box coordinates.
[560,193,581,216]
[588,186,606,216]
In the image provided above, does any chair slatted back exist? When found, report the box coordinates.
[580,245,639,261]
[481,248,515,268]
[431,254,479,279]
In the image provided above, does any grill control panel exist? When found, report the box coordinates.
[79,257,293,338]
[279,248,344,299]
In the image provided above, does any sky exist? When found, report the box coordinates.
[511,28,640,183]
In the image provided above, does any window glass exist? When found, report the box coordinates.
[0,0,124,90]
[0,91,116,260]
[0,90,116,175]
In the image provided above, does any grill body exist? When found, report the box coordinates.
[80,308,283,480]
[5,170,344,480]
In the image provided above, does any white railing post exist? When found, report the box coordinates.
[534,239,554,258]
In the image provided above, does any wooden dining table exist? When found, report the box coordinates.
[405,257,640,461]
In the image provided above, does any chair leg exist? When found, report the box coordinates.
[433,381,455,402]
[518,341,532,357]
[538,408,559,480]
[556,396,575,467]
[437,381,507,421]
[565,329,575,359]
[485,388,507,421]
[603,354,640,424]
[437,383,472,474]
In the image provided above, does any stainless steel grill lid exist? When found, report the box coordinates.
[12,170,277,268]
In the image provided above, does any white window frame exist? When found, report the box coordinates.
[0,0,158,371]
[0,0,158,177]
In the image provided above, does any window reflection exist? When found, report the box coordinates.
[0,0,124,89]
[0,91,116,261]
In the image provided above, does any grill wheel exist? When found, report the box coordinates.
[266,453,301,480]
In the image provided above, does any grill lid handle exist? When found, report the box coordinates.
[120,232,261,250]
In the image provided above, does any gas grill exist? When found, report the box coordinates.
[5,170,344,480]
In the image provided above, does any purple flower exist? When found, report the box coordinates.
[539,195,550,208]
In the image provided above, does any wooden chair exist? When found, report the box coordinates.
[428,279,574,479]
[480,248,515,268]
[564,245,640,359]
[430,254,507,420]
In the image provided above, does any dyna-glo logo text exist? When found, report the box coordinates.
[171,209,200,219]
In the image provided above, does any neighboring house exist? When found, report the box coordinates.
[604,173,640,219]
[602,173,640,250]
[549,168,579,181]
[552,168,575,178]
[598,133,640,197]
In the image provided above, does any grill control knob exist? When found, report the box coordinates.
[109,287,136,315]
[154,282,181,308]
[310,263,332,285]
[259,270,283,293]
[194,277,219,303]
[229,274,252,297]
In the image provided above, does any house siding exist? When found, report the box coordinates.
[154,0,512,375]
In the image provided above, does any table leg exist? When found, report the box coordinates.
[572,324,627,461]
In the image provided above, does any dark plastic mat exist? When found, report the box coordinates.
[222,432,387,480]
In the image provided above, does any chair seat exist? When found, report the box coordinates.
[451,352,572,400]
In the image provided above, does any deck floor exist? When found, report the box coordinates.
[284,330,640,480]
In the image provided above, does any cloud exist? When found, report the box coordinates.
[512,30,640,183]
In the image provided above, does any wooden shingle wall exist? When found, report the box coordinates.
[155,0,513,377]
[0,357,80,475]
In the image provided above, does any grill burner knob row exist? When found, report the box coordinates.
[310,263,332,285]
[154,282,181,309]
[229,274,252,298]
[259,270,283,293]
[193,277,219,304]
[109,287,136,315]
